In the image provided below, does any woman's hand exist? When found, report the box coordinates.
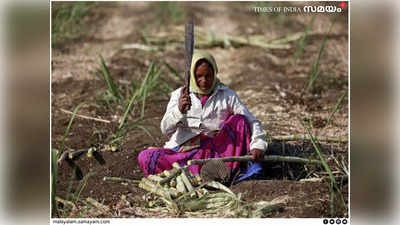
[250,149,264,162]
[178,145,200,152]
[179,86,191,113]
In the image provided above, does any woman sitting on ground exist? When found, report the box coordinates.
[138,50,268,178]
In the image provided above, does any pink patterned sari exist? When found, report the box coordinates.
[138,114,251,176]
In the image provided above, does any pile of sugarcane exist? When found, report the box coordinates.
[104,153,327,217]
[133,162,287,217]
[139,162,205,200]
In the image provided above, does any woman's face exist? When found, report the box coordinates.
[195,63,214,91]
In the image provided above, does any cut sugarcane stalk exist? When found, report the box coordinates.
[140,181,160,195]
[160,167,181,185]
[195,188,208,198]
[272,135,347,143]
[188,175,197,186]
[86,197,110,212]
[169,187,179,198]
[87,148,94,158]
[190,192,197,199]
[180,169,194,192]
[148,175,163,182]
[169,178,177,188]
[163,170,171,177]
[188,175,202,186]
[148,201,156,207]
[139,178,176,198]
[199,188,208,195]
[68,148,95,159]
[55,196,77,211]
[172,162,181,169]
[103,176,140,184]
[188,155,322,165]
[205,181,235,195]
[104,145,117,152]
[176,174,187,193]
[195,175,202,185]
[194,189,203,198]
[186,172,199,186]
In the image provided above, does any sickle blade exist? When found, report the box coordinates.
[184,22,194,97]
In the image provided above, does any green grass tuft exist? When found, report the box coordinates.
[293,15,315,64]
[98,54,122,100]
[60,102,85,152]
[300,119,345,217]
[305,19,335,93]
[72,171,95,203]
[327,89,347,125]
[51,2,92,45]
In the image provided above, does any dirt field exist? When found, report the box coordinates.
[51,2,348,218]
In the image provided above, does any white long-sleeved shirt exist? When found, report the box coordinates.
[160,83,268,151]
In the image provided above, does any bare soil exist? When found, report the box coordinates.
[52,2,348,218]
